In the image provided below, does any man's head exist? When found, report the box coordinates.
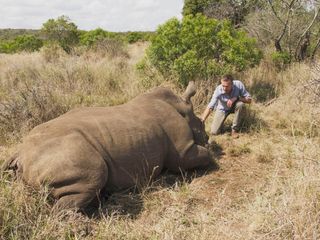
[221,74,233,94]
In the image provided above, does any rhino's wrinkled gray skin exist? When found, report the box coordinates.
[3,82,211,210]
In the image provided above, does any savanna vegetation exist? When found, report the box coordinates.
[0,16,154,54]
[0,0,320,239]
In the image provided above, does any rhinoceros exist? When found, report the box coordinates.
[2,82,211,210]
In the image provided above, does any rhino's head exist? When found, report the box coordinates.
[145,82,209,146]
[181,81,209,146]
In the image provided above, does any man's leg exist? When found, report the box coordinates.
[210,110,228,135]
[232,101,245,132]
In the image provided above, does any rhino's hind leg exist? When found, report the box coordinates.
[53,192,98,211]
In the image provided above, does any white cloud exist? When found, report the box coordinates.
[0,0,183,31]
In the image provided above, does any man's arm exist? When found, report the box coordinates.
[227,96,252,108]
[239,96,252,104]
[200,107,213,122]
[238,81,252,104]
[202,88,219,122]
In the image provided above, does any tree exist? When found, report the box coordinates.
[245,0,320,62]
[41,15,79,53]
[183,0,261,27]
[183,0,211,16]
[206,0,262,26]
[147,14,262,86]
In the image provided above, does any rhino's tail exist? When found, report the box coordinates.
[1,152,19,173]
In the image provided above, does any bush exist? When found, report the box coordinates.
[147,14,262,86]
[126,32,144,44]
[0,35,43,53]
[271,51,291,70]
[41,15,80,53]
[125,32,154,43]
[12,35,43,52]
[0,41,11,53]
[218,27,263,70]
[79,28,119,47]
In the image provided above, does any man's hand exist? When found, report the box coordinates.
[200,107,213,124]
[227,97,238,108]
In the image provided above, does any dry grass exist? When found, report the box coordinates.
[0,43,159,142]
[0,45,320,239]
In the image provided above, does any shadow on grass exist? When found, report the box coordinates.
[86,156,220,218]
[249,81,277,103]
[241,107,269,133]
[2,148,220,219]
[220,107,269,135]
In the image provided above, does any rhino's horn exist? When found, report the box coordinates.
[182,81,196,103]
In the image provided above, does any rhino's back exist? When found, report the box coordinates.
[70,102,173,189]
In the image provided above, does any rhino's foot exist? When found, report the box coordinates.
[53,192,96,211]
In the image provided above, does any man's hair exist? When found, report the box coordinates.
[221,74,233,82]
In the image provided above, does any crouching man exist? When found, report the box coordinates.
[201,74,252,138]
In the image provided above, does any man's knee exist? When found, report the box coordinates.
[210,110,227,135]
[210,121,223,135]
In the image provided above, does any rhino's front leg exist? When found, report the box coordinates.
[167,144,211,172]
[180,144,211,170]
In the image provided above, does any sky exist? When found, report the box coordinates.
[0,0,184,32]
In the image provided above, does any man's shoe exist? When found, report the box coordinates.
[231,130,240,138]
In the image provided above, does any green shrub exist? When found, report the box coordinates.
[79,28,128,58]
[218,26,263,70]
[126,32,144,43]
[0,35,43,53]
[80,28,119,47]
[125,32,155,43]
[271,51,291,70]
[12,35,43,52]
[147,14,262,86]
[41,15,80,53]
[0,41,12,53]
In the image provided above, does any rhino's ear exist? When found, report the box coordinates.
[182,81,196,103]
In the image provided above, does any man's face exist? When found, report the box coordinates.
[221,80,233,94]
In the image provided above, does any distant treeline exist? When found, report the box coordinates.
[0,28,154,42]
[0,29,40,40]
[0,17,155,54]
